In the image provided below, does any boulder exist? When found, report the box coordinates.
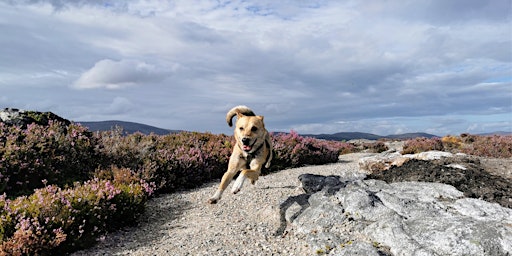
[0,108,70,127]
[284,175,512,255]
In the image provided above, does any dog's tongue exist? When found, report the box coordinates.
[242,145,252,151]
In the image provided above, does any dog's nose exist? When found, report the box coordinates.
[242,137,251,145]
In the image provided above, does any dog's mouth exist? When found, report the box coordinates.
[240,137,256,152]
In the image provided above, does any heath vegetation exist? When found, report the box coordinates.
[0,117,509,254]
[402,134,512,158]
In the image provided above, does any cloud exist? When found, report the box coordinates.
[104,97,134,115]
[7,0,131,12]
[0,1,511,136]
[71,59,173,90]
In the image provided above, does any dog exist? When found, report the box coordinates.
[208,105,272,204]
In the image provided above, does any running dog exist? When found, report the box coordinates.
[208,105,272,204]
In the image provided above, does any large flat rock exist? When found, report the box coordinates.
[287,176,512,255]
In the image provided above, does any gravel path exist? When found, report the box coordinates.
[72,153,372,256]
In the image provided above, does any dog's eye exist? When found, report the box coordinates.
[251,127,258,132]
[239,127,244,131]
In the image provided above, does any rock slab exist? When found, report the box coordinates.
[289,176,512,256]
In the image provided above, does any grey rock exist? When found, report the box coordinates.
[290,174,512,255]
[358,150,468,173]
[298,174,345,195]
[0,108,71,127]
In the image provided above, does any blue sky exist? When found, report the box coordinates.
[1,0,511,136]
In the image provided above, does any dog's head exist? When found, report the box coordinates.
[234,113,266,153]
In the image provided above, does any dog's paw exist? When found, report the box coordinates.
[207,198,218,204]
[232,174,246,194]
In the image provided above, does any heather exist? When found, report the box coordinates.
[0,169,153,255]
[402,134,512,158]
[0,122,98,197]
[269,131,355,172]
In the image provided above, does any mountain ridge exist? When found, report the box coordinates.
[78,120,440,140]
[77,120,510,140]
[77,120,181,135]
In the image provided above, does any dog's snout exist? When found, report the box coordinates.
[242,137,251,145]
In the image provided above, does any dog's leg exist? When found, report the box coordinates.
[208,170,237,204]
[232,157,264,194]
[241,169,261,184]
[208,156,244,204]
[231,173,247,194]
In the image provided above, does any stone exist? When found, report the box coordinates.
[358,152,409,173]
[358,150,473,174]
[288,174,512,255]
[0,108,71,127]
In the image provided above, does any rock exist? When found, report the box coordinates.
[359,150,472,173]
[358,152,410,173]
[329,240,386,256]
[288,175,512,255]
[0,108,71,127]
[412,150,454,160]
[297,174,344,195]
[368,156,512,209]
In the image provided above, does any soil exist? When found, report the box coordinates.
[367,156,512,208]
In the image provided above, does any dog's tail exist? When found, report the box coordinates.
[226,105,256,127]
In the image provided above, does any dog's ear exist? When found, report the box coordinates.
[257,115,265,127]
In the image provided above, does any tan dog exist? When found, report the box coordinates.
[208,106,272,204]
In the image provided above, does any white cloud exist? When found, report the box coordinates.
[71,59,172,90]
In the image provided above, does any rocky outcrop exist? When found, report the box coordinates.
[281,151,512,255]
[358,150,463,173]
[284,175,512,255]
[0,108,70,127]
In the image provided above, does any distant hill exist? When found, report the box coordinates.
[76,119,509,140]
[77,120,181,135]
[302,132,439,141]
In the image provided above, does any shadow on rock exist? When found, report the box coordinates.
[274,174,346,237]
